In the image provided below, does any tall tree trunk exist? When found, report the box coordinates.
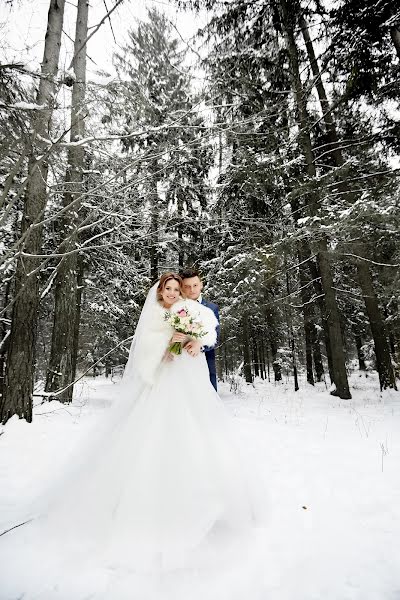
[384,300,399,377]
[265,301,282,382]
[0,278,12,402]
[308,256,333,382]
[303,305,315,385]
[222,328,228,379]
[266,341,271,382]
[259,332,266,379]
[1,0,65,424]
[356,258,396,389]
[242,314,253,383]
[285,268,299,391]
[46,0,89,402]
[316,246,351,396]
[71,254,85,381]
[252,328,260,378]
[150,177,159,281]
[299,15,342,165]
[390,25,400,58]
[177,194,184,268]
[311,322,324,382]
[354,333,366,372]
[291,209,314,385]
[301,14,396,391]
[280,0,351,398]
[289,192,317,385]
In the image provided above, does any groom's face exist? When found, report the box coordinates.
[182,276,203,301]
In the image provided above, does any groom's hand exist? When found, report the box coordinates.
[185,340,201,357]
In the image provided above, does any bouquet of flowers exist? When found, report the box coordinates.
[164,306,207,355]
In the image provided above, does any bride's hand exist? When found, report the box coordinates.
[170,332,187,344]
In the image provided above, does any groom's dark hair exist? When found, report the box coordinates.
[180,268,201,280]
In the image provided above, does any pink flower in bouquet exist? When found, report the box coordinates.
[164,305,207,355]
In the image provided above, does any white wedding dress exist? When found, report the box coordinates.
[0,289,262,596]
[55,296,254,563]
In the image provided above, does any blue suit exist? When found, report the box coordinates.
[200,298,220,391]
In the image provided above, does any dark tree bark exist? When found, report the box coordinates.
[356,258,396,389]
[270,345,282,382]
[287,171,316,384]
[222,328,229,379]
[311,323,324,382]
[307,256,334,383]
[354,333,366,372]
[299,14,343,166]
[390,26,400,58]
[384,301,399,377]
[301,14,396,391]
[265,302,282,382]
[177,194,184,268]
[71,253,85,382]
[279,0,351,398]
[303,311,315,385]
[291,337,299,391]
[0,278,12,402]
[242,314,253,383]
[251,329,260,378]
[265,341,271,382]
[259,332,266,380]
[285,269,299,391]
[290,195,317,385]
[149,177,159,282]
[1,0,66,424]
[46,0,89,402]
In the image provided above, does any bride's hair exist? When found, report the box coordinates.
[156,272,183,300]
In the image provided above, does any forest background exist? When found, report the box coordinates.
[0,0,399,424]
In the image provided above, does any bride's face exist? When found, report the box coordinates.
[161,279,181,308]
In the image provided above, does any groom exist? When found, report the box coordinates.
[180,268,220,391]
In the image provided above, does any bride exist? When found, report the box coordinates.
[1,272,259,584]
[110,272,255,562]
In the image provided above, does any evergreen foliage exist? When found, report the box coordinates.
[1,1,399,421]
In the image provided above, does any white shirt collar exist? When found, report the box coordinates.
[197,294,203,303]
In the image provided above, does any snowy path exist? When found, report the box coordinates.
[0,374,399,599]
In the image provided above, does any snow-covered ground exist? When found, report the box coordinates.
[1,373,399,599]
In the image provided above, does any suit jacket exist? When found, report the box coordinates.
[200,298,220,376]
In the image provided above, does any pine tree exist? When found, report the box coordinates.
[112,8,211,278]
[45,0,89,402]
[1,0,66,424]
[299,13,396,391]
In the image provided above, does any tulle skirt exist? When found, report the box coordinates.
[0,353,266,597]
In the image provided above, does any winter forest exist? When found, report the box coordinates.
[1,0,400,598]
[0,0,399,423]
